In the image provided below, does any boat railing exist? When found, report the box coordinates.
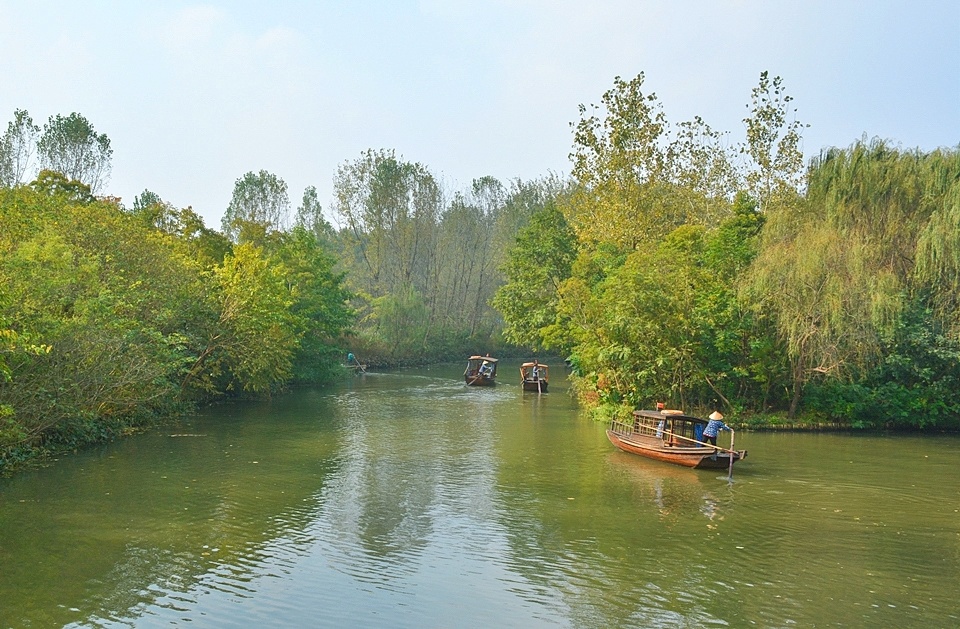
[611,415,742,457]
[609,417,660,438]
[609,418,637,437]
[660,427,741,456]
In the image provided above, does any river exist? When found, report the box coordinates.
[1,362,957,628]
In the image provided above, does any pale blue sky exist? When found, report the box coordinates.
[1,0,957,227]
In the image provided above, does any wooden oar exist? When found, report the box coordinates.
[659,428,739,457]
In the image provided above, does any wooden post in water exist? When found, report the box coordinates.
[728,429,735,480]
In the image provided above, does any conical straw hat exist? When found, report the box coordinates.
[709,411,723,420]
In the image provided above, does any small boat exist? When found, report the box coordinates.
[606,409,747,469]
[464,355,498,386]
[520,362,548,392]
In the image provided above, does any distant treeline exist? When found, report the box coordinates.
[2,72,959,473]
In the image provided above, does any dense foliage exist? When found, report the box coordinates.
[493,74,960,430]
[2,67,958,475]
[0,175,352,471]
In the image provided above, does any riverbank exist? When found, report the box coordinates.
[585,400,960,434]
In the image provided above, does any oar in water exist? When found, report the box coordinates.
[467,369,484,385]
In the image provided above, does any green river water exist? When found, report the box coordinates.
[1,362,958,628]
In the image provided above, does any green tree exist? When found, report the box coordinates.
[132,189,163,213]
[182,243,299,395]
[295,185,334,240]
[221,170,290,245]
[333,149,441,293]
[566,73,739,253]
[740,71,807,210]
[275,226,353,383]
[0,109,39,187]
[29,169,95,204]
[0,193,199,453]
[492,201,577,350]
[567,73,669,250]
[37,112,112,195]
[746,140,960,418]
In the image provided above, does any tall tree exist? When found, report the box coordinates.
[740,71,807,210]
[221,170,290,245]
[492,201,577,350]
[333,149,442,297]
[275,226,353,382]
[0,109,40,187]
[295,184,333,240]
[566,73,739,252]
[567,73,669,250]
[36,112,112,195]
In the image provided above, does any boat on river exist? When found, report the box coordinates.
[606,409,747,469]
[464,355,498,386]
[520,361,548,392]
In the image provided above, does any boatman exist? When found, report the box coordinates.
[702,411,730,447]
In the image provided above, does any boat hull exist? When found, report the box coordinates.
[465,375,496,386]
[522,379,548,392]
[606,430,744,469]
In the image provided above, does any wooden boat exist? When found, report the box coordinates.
[606,409,747,469]
[520,362,548,392]
[464,355,498,386]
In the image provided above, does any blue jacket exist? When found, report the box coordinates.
[703,419,729,438]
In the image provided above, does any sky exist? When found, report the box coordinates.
[1,0,957,229]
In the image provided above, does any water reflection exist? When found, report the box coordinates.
[1,391,343,628]
[605,452,712,519]
[2,365,959,628]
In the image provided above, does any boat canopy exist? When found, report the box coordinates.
[467,355,498,363]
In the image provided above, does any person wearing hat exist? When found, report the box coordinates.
[702,411,730,447]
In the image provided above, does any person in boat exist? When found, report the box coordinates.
[479,360,492,377]
[531,360,540,380]
[702,411,730,446]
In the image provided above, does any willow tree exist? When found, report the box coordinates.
[916,172,960,328]
[746,140,960,418]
